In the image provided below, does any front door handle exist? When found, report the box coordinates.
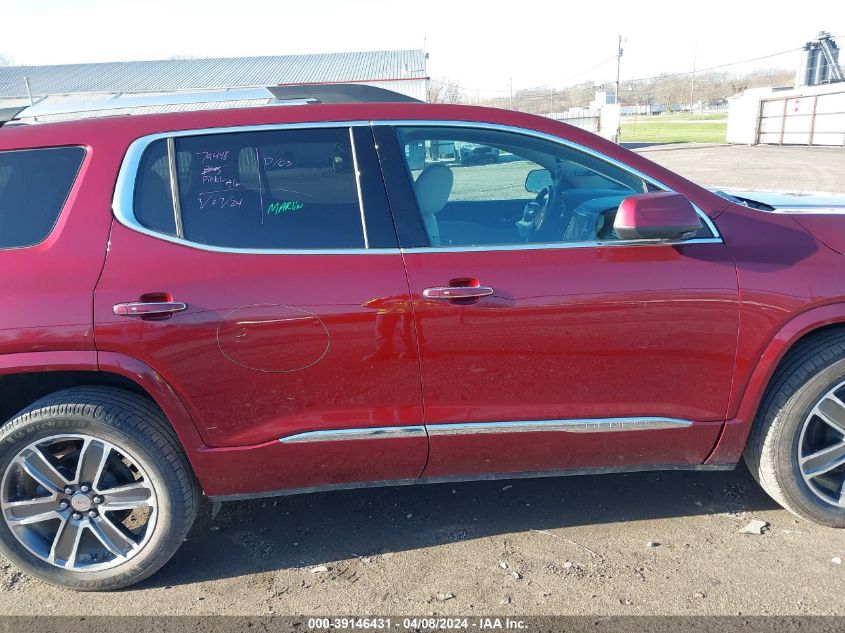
[422,286,494,300]
[113,299,187,318]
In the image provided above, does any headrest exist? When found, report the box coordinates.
[414,164,453,215]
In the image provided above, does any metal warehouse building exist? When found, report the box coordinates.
[0,49,428,113]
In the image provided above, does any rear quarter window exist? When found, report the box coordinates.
[0,146,85,249]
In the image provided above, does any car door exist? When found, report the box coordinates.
[375,123,739,479]
[94,124,426,493]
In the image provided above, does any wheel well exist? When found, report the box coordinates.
[755,322,845,420]
[0,371,151,427]
[0,370,201,485]
[773,323,845,381]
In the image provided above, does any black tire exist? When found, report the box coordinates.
[0,387,199,590]
[744,329,845,527]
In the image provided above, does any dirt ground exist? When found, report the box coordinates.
[2,143,845,617]
[3,467,844,616]
[631,143,845,193]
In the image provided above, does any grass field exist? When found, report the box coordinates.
[620,113,728,144]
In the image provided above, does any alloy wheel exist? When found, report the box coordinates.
[799,383,845,508]
[1,434,157,572]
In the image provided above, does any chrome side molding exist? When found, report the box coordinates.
[279,425,427,444]
[277,417,692,444]
[426,417,692,436]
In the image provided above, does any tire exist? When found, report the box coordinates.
[0,387,199,590]
[744,329,845,527]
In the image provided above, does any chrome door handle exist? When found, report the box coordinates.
[113,301,188,317]
[422,286,494,300]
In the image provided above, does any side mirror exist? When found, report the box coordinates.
[525,169,552,194]
[613,192,703,241]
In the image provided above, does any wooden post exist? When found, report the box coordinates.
[754,99,766,145]
[808,94,819,146]
[779,98,788,145]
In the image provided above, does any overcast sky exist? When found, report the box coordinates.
[0,0,842,94]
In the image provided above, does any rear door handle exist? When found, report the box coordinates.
[422,286,494,300]
[113,300,187,317]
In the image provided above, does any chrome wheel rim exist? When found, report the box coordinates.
[1,434,158,572]
[799,383,845,509]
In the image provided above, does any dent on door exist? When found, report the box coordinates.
[216,303,330,373]
[95,227,429,493]
[95,123,433,495]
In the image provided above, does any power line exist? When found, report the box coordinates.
[624,38,839,85]
[430,34,843,100]
[530,55,617,89]
[429,55,618,95]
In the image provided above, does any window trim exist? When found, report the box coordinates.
[165,136,185,239]
[113,121,396,255]
[379,120,723,253]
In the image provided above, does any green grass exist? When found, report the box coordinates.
[619,112,728,143]
[620,115,727,144]
[649,112,728,122]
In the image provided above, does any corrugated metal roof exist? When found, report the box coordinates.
[0,49,427,98]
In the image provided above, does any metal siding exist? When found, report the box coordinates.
[0,50,427,98]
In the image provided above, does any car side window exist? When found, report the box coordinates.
[394,127,710,248]
[0,146,85,249]
[134,139,176,236]
[133,128,365,250]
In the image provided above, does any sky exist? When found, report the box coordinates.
[0,0,843,95]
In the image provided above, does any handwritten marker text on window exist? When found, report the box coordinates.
[267,201,304,214]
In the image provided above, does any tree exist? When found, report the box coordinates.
[427,78,465,104]
[0,53,13,66]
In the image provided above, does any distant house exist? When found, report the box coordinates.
[0,49,429,112]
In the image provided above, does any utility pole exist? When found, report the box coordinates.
[509,77,514,110]
[615,34,623,105]
[615,34,623,143]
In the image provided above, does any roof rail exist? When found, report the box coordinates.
[0,106,27,127]
[1,83,422,125]
[268,83,421,103]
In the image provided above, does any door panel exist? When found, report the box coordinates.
[95,124,426,492]
[95,223,426,484]
[403,243,737,476]
[376,123,738,478]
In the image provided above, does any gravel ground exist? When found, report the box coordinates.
[2,143,845,617]
[631,143,845,193]
[2,466,844,616]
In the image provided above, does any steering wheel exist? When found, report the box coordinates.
[516,185,556,241]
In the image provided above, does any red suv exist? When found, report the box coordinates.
[1,85,844,591]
